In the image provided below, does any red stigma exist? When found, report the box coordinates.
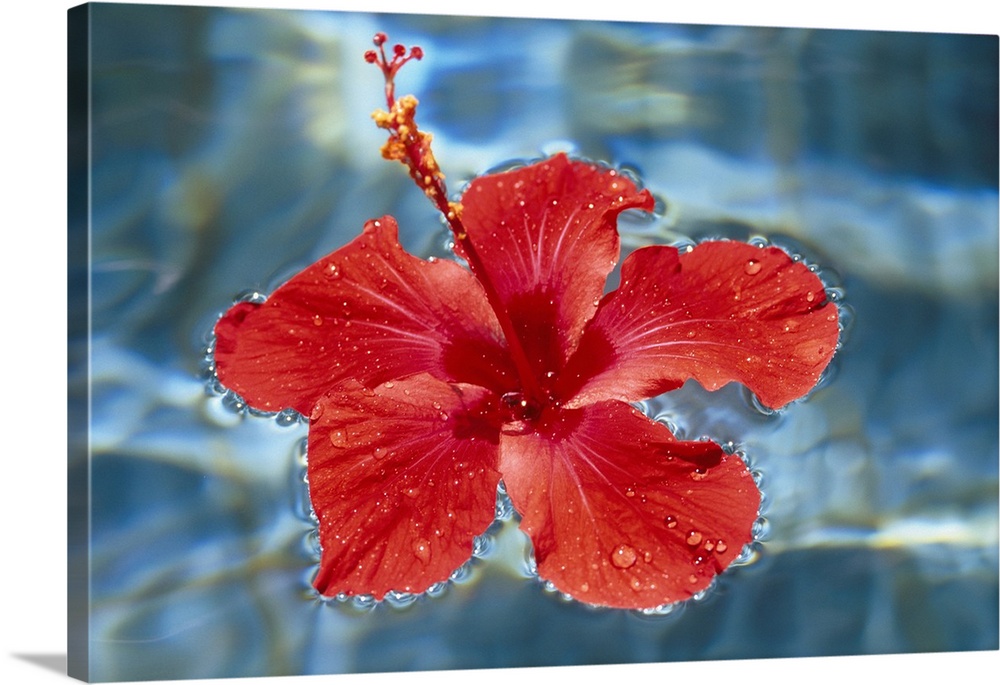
[365,32,425,108]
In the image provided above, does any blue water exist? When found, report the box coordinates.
[69,4,999,681]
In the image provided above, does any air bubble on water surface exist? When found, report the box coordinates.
[290,466,314,524]
[836,302,856,337]
[672,237,697,255]
[653,411,684,438]
[636,601,684,619]
[274,407,304,427]
[742,388,781,417]
[650,193,669,217]
[425,581,448,598]
[751,516,771,542]
[384,591,419,609]
[449,561,475,584]
[690,578,717,603]
[521,546,539,579]
[631,399,650,414]
[472,532,494,558]
[350,594,378,611]
[732,543,761,567]
[824,286,845,303]
[247,404,276,419]
[719,440,739,455]
[541,582,583,605]
[494,480,515,520]
[617,163,645,191]
[233,289,267,305]
[811,359,840,393]
[220,389,248,415]
[301,528,322,559]
[293,435,308,462]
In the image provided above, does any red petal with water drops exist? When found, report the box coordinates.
[500,400,760,609]
[459,153,654,380]
[214,216,514,415]
[307,374,502,599]
[561,241,840,410]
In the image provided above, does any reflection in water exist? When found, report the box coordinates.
[72,4,998,681]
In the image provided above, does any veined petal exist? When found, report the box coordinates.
[500,400,759,609]
[307,375,502,599]
[214,216,514,415]
[560,241,840,410]
[460,153,654,380]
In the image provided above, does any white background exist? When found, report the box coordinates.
[2,1,997,684]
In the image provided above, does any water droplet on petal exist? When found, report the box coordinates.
[611,544,638,569]
[329,429,349,448]
[806,291,816,302]
[312,315,323,326]
[412,539,432,564]
[664,515,678,529]
[324,263,342,279]
[715,540,728,553]
[744,259,762,275]
[686,531,703,546]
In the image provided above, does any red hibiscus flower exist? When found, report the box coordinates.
[212,35,840,610]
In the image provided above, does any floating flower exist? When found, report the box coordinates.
[212,34,840,609]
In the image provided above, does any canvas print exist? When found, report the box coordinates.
[67,2,999,682]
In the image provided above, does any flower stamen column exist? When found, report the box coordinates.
[366,33,547,407]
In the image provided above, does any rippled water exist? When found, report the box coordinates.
[69,4,998,681]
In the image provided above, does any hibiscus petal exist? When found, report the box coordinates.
[560,241,840,410]
[214,216,514,415]
[459,153,654,380]
[307,374,502,599]
[499,401,760,610]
